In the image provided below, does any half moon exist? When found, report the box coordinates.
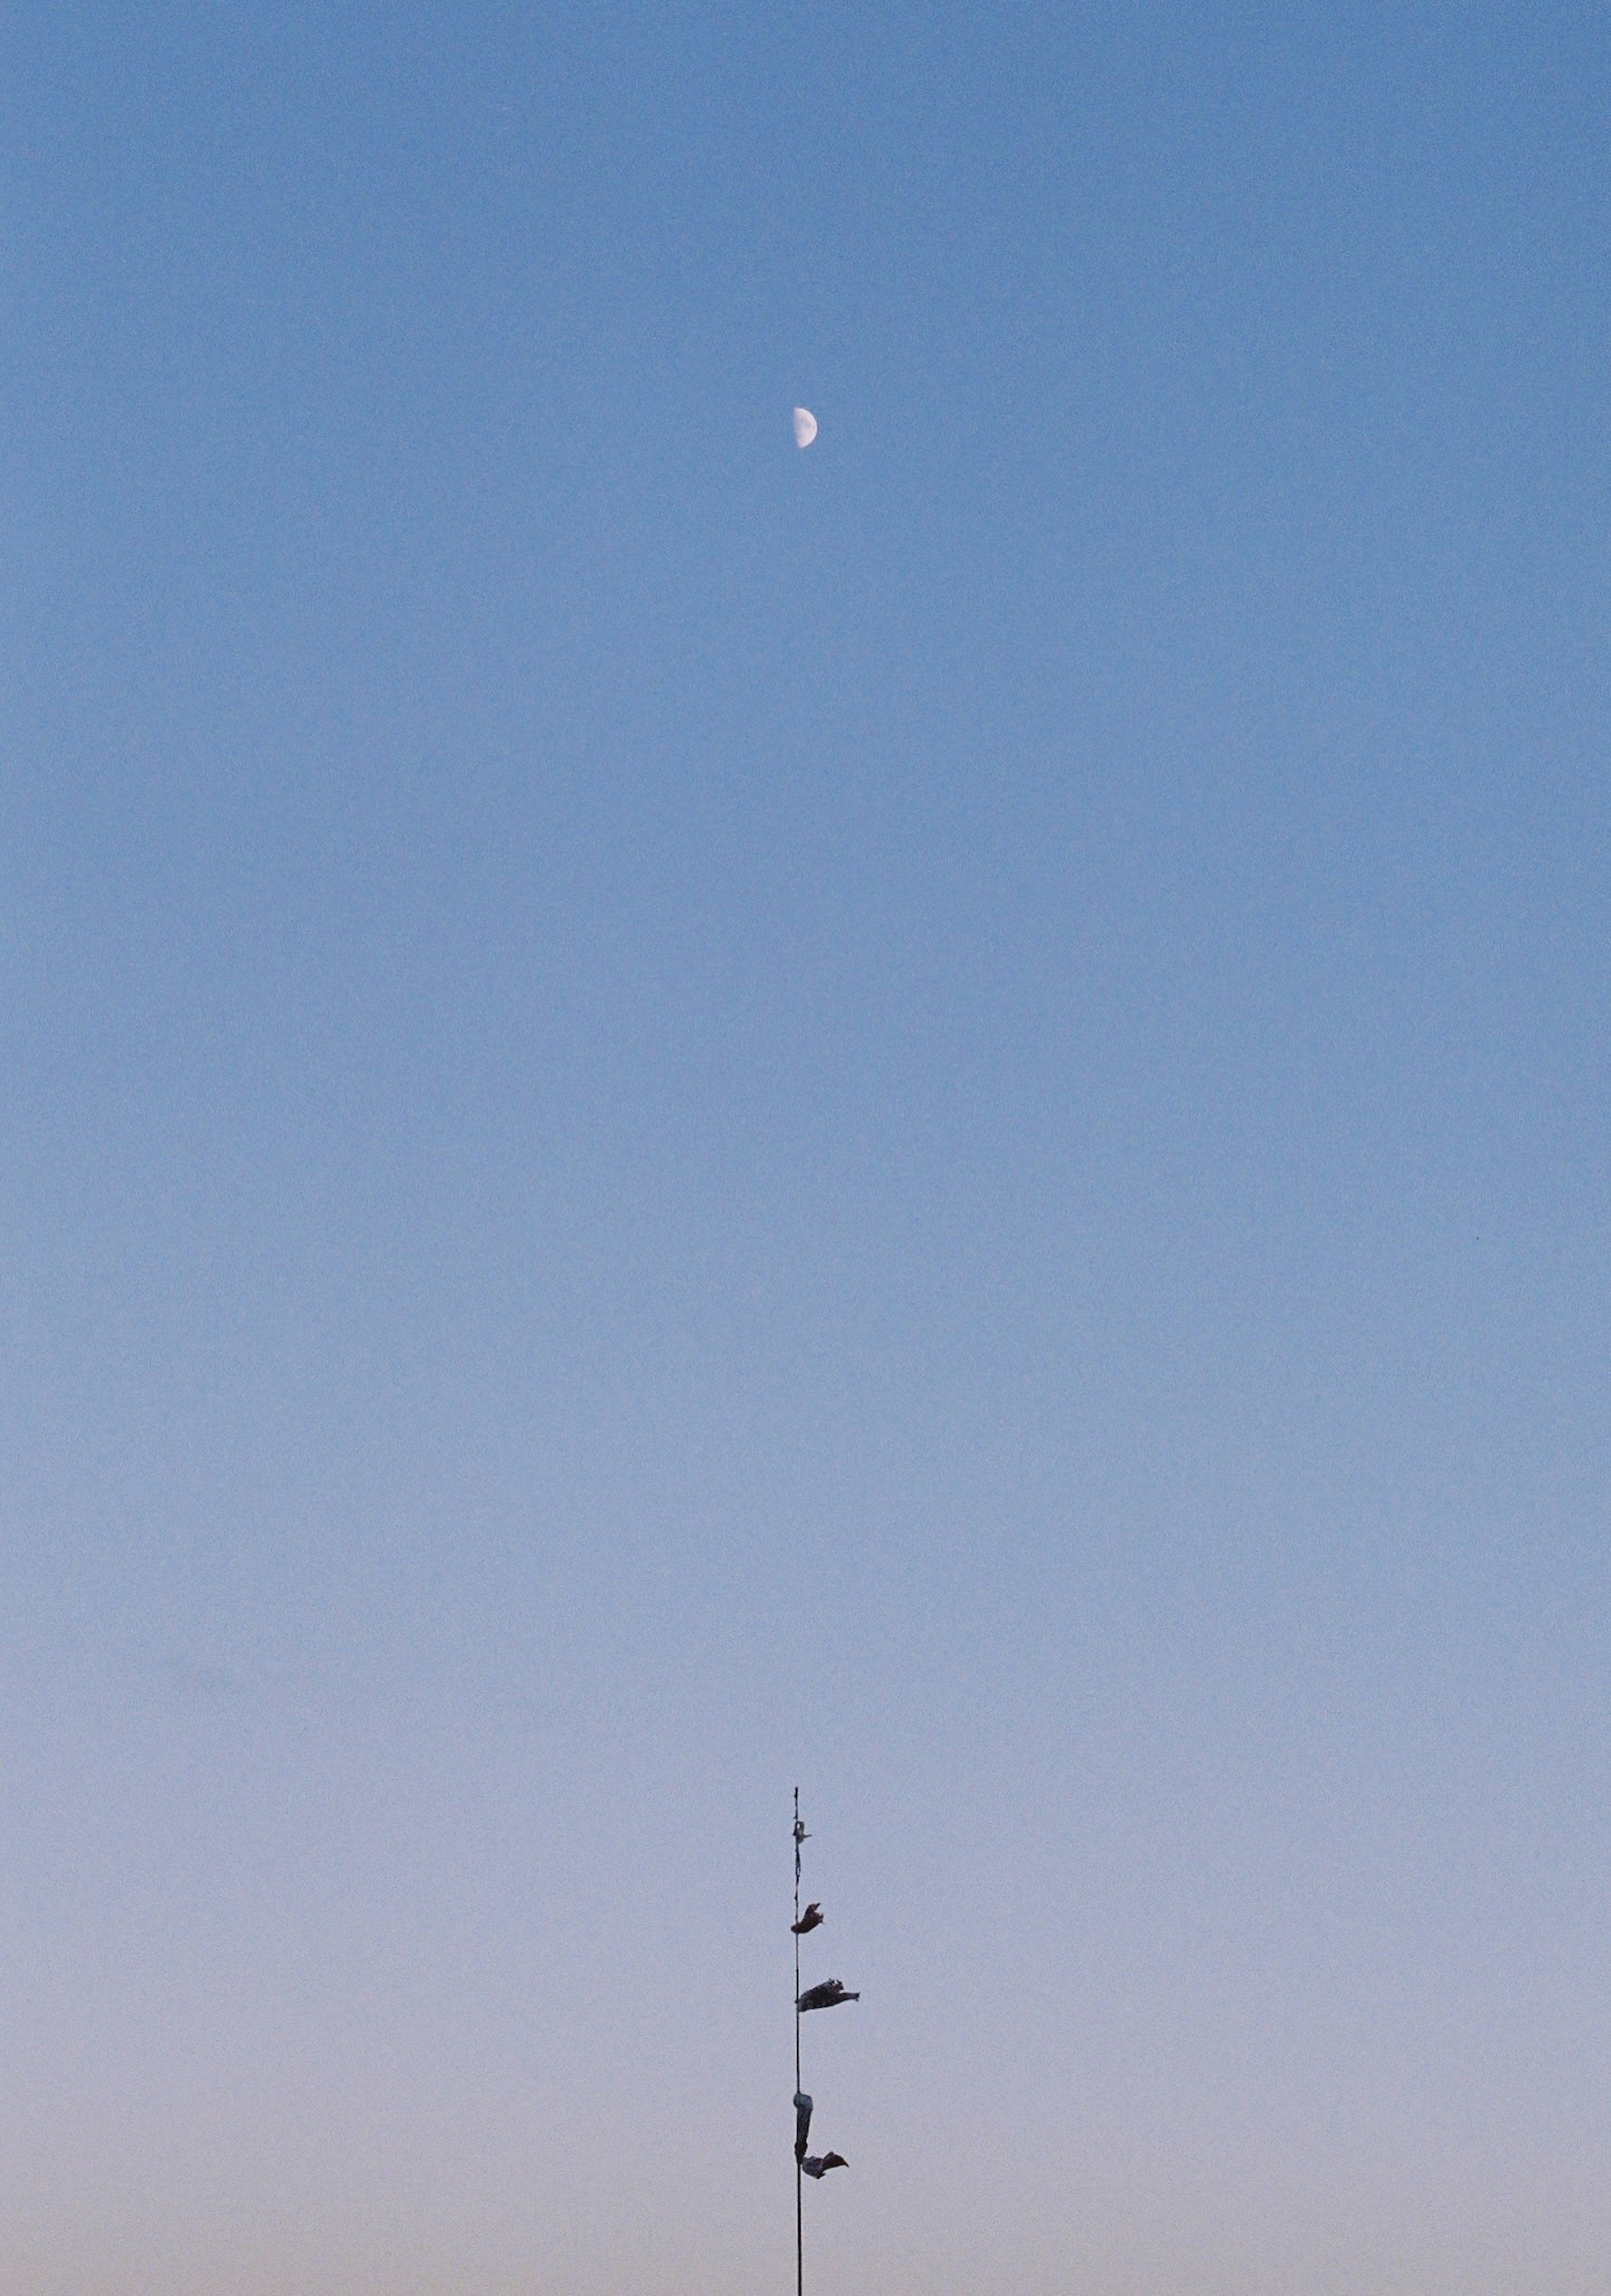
[793,407,818,449]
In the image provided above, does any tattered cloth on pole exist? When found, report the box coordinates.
[801,2154,847,2179]
[794,2093,813,2161]
[791,1901,824,1935]
[797,1978,859,2012]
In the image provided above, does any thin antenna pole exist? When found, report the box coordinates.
[794,1788,803,2296]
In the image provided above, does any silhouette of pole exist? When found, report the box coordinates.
[794,1788,803,2296]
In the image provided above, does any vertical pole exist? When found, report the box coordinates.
[803,1782,808,2296]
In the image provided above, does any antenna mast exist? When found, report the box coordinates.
[794,1787,804,2296]
[791,1792,859,2296]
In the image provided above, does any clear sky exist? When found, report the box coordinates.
[1,4,1607,2291]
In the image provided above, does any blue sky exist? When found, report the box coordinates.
[2,4,1608,2290]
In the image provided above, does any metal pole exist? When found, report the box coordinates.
[794,1788,803,2296]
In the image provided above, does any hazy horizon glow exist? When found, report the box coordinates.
[2,3,1608,2291]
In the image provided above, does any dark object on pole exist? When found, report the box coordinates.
[792,1902,824,1934]
[797,1978,860,2012]
[801,2153,847,2180]
[794,2091,813,2161]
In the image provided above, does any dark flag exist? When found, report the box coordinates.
[797,1979,859,2013]
[801,2153,847,2179]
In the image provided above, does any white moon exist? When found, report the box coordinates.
[793,407,818,449]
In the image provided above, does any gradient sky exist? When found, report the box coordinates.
[2,4,1608,2291]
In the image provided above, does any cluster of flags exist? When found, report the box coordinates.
[792,1811,858,2186]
